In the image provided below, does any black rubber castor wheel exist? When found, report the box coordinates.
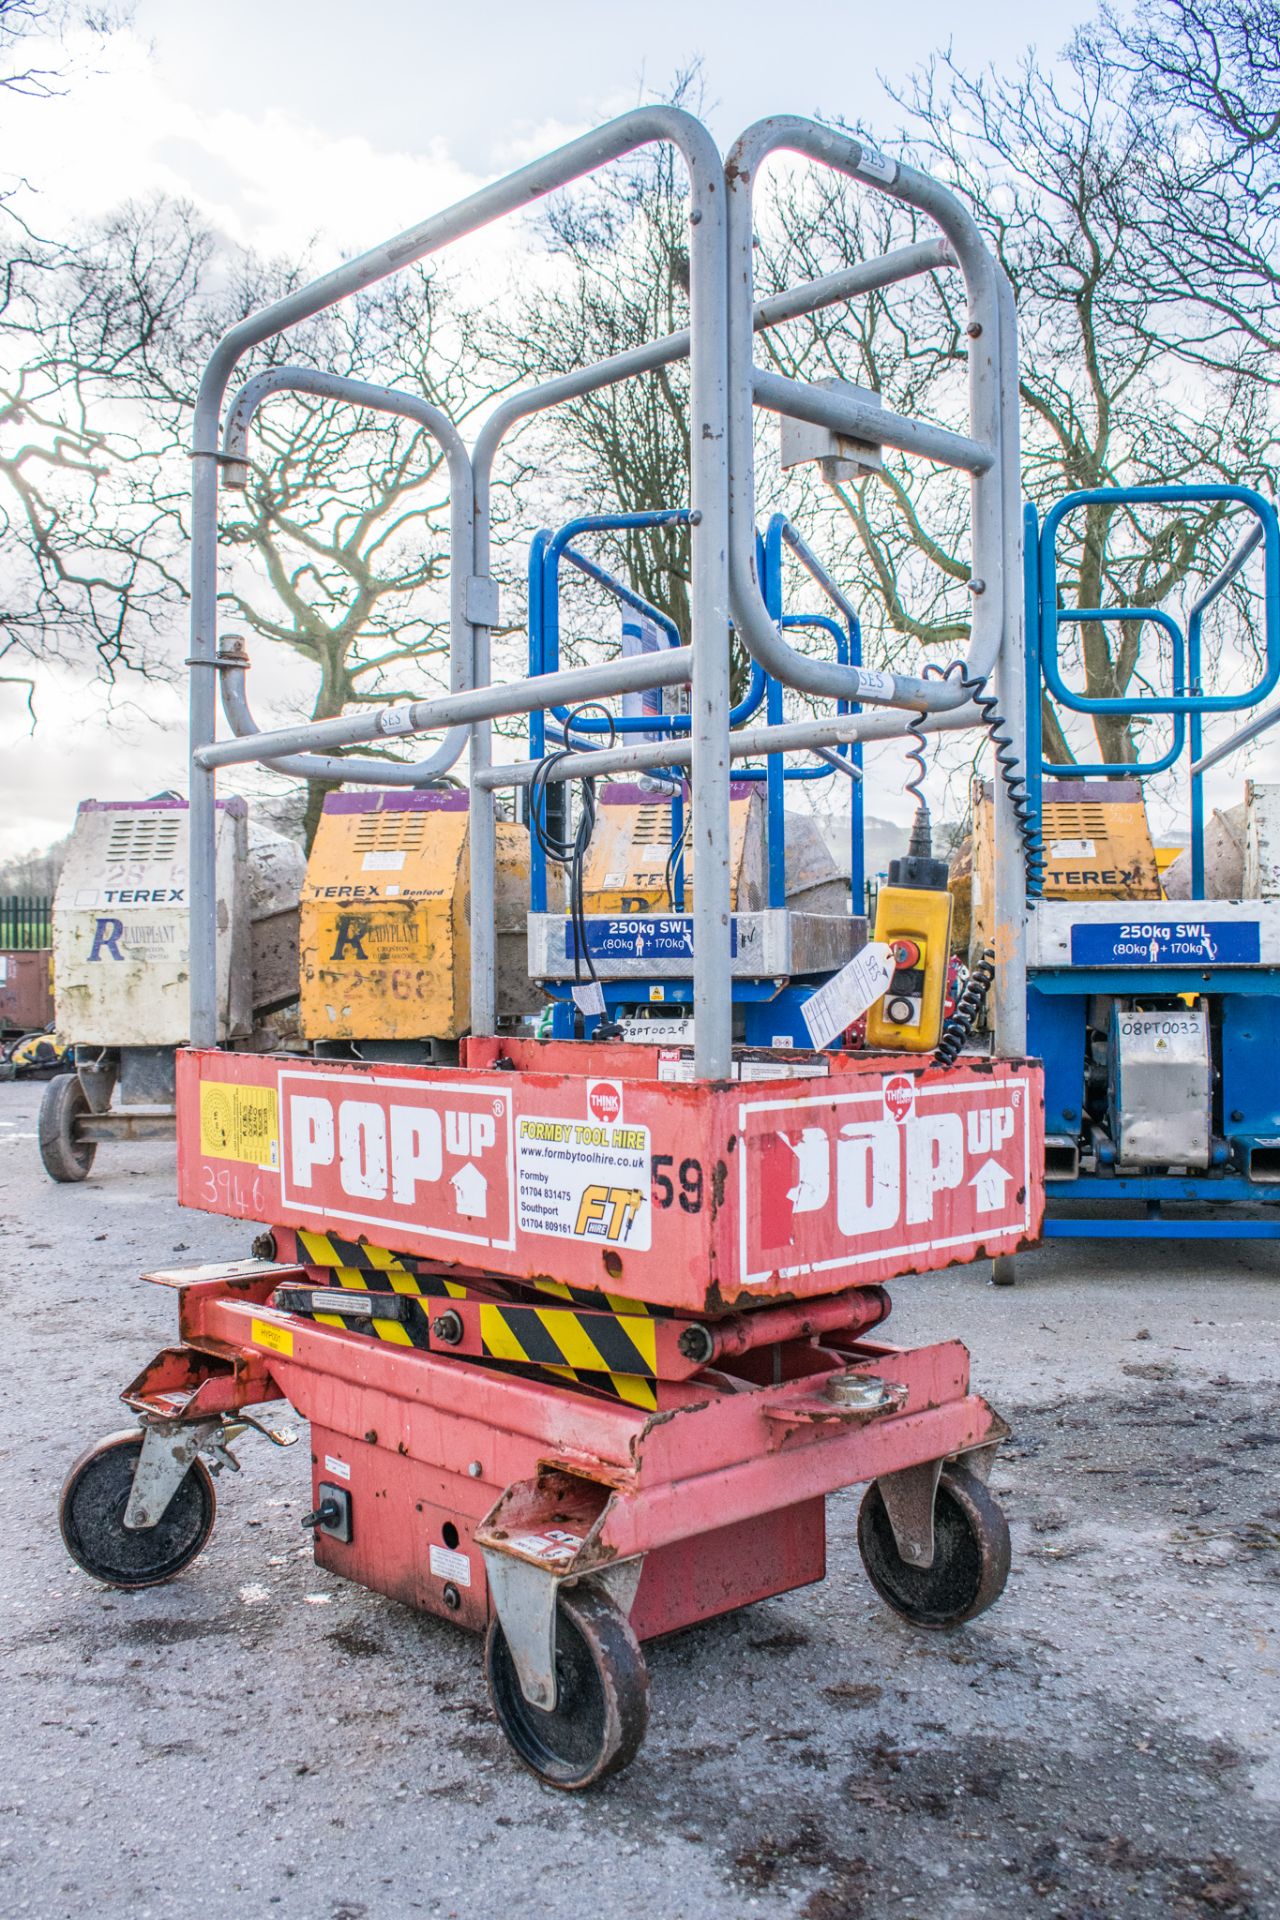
[858,1462,1010,1628]
[39,1071,96,1183]
[59,1431,216,1589]
[485,1583,650,1789]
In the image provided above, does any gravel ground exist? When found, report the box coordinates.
[1,1075,1277,1920]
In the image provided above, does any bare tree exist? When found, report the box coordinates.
[756,28,1273,768]
[0,196,224,701]
[1097,0,1280,376]
[0,1,126,101]
[210,271,515,842]
[483,74,701,653]
[0,11,193,700]
[3,186,512,849]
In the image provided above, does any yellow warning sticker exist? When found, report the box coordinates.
[251,1317,294,1357]
[200,1081,279,1168]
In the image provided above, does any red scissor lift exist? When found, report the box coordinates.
[60,109,1043,1787]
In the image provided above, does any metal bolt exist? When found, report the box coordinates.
[966,320,983,338]
[825,1372,891,1411]
[432,1310,464,1345]
[677,1323,715,1365]
[968,578,987,595]
[442,1583,462,1612]
[467,1461,483,1479]
[690,208,703,225]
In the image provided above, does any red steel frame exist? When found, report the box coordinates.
[120,1039,1042,1641]
[175,1042,1043,1311]
[127,1259,1007,1640]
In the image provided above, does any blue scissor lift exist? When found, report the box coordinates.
[525,510,867,1045]
[1023,483,1280,1239]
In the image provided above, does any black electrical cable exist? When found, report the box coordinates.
[664,806,689,910]
[529,703,618,1006]
[921,660,1045,904]
[933,946,996,1069]
[904,711,929,811]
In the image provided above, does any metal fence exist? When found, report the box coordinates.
[0,895,53,949]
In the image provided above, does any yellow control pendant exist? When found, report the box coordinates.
[864,883,953,1052]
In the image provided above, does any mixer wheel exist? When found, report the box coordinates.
[39,1070,96,1183]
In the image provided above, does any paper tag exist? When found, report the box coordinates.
[377,707,415,735]
[571,980,607,1016]
[323,1455,351,1481]
[856,143,898,185]
[803,941,896,1049]
[428,1544,472,1586]
[362,850,406,872]
[855,668,895,701]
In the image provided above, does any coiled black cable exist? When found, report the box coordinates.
[921,660,1045,905]
[664,807,689,910]
[903,711,929,812]
[933,946,996,1069]
[529,703,617,1003]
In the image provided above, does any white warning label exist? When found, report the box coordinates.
[515,1114,652,1249]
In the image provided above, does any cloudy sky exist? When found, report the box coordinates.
[0,0,1267,860]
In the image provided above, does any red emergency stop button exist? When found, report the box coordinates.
[892,937,922,969]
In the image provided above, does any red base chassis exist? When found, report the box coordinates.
[82,1038,1044,1784]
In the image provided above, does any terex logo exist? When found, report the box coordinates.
[277,1072,514,1248]
[587,1080,622,1127]
[883,1074,915,1124]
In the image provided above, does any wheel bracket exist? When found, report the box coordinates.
[874,1457,944,1569]
[123,1419,222,1531]
[481,1550,562,1711]
[480,1545,647,1712]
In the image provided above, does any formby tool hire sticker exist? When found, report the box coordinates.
[516,1080,652,1249]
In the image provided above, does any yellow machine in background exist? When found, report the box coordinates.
[299,791,540,1053]
[966,775,1161,959]
[578,784,850,917]
[580,787,765,913]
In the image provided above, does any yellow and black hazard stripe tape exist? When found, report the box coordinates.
[297,1229,423,1275]
[276,1269,659,1410]
[296,1228,671,1321]
[477,1303,658,1411]
[518,1274,672,1320]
